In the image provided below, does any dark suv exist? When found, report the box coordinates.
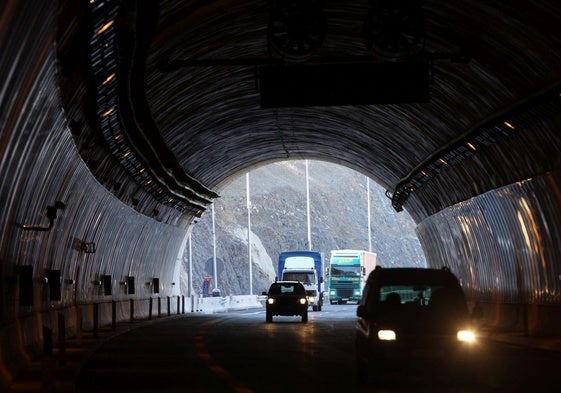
[356,266,476,384]
[265,281,309,323]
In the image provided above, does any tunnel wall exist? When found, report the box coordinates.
[2,0,561,389]
[0,1,187,388]
[417,170,561,336]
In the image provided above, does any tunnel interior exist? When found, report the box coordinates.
[1,0,561,388]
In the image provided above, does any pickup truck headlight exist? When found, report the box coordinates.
[299,298,307,305]
[267,298,275,305]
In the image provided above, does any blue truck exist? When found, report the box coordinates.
[278,251,324,311]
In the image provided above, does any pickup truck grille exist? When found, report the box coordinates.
[338,288,354,298]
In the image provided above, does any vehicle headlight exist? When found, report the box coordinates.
[377,330,396,341]
[299,298,307,305]
[457,330,476,343]
[330,290,335,295]
[308,296,315,302]
[354,290,361,296]
[267,298,275,305]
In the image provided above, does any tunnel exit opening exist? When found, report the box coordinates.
[182,160,426,299]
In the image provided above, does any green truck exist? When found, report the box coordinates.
[327,249,376,304]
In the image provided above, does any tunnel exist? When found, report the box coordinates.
[1,0,561,388]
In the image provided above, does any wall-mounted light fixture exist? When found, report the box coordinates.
[18,265,34,306]
[387,84,561,212]
[48,270,61,301]
[127,276,135,295]
[87,1,218,215]
[81,242,96,253]
[102,275,112,296]
[21,201,66,231]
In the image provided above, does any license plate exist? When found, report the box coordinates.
[411,349,444,358]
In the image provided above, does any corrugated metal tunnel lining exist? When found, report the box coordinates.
[144,0,561,218]
[56,0,561,327]
[60,0,561,221]
[2,0,561,388]
[58,0,561,328]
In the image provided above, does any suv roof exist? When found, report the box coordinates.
[270,280,303,286]
[366,266,460,286]
[268,281,307,295]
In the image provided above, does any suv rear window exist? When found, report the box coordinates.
[363,267,470,325]
[269,283,306,296]
[379,284,461,306]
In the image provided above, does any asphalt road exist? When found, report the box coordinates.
[75,303,561,393]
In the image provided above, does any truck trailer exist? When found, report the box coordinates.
[327,249,376,304]
[278,251,324,311]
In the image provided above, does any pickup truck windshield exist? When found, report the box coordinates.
[331,265,361,277]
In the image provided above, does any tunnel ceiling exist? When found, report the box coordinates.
[61,0,561,222]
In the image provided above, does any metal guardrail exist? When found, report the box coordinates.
[43,295,262,352]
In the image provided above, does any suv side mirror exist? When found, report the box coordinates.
[261,291,268,296]
[357,305,367,318]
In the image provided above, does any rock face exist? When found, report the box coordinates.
[181,161,426,296]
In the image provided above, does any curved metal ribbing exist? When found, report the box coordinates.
[418,171,561,306]
[388,85,561,212]
[0,1,189,384]
[87,0,218,215]
[3,0,561,387]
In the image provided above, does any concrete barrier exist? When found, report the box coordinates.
[198,295,263,314]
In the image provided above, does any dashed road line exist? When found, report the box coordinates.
[195,327,254,393]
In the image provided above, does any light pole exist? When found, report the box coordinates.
[188,233,193,297]
[212,203,218,292]
[306,160,312,251]
[246,172,253,295]
[367,176,372,252]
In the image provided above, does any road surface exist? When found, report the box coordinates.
[75,303,561,393]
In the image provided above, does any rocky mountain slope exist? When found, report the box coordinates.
[180,161,426,296]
